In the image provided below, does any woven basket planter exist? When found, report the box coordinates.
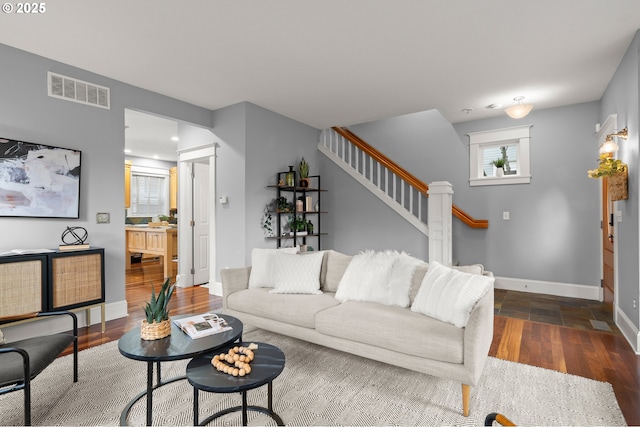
[140,318,171,340]
[608,170,628,201]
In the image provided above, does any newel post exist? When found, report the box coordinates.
[428,181,453,266]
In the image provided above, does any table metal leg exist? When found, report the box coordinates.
[268,381,273,410]
[146,362,153,426]
[193,387,199,426]
[242,391,248,426]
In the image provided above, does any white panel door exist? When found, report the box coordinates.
[193,162,210,285]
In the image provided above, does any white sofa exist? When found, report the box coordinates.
[221,249,494,417]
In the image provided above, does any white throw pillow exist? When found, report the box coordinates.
[335,250,422,307]
[248,247,298,288]
[411,261,494,327]
[0,328,4,345]
[270,251,325,294]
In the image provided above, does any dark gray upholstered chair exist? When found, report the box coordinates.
[0,311,78,425]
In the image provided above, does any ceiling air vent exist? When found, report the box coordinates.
[47,71,110,109]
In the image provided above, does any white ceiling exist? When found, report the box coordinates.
[2,1,640,140]
[124,110,179,161]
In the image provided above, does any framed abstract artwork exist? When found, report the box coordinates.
[0,137,81,218]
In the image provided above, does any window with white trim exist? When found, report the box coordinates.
[468,125,532,186]
[128,166,170,216]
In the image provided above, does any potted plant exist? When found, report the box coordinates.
[276,196,292,212]
[491,158,506,177]
[588,153,628,200]
[288,215,308,234]
[141,278,175,340]
[298,157,310,187]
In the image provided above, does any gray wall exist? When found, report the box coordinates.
[600,30,640,328]
[322,102,601,288]
[0,43,212,306]
[213,102,319,276]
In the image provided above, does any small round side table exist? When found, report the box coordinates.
[186,342,285,426]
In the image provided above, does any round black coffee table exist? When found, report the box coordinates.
[118,314,243,426]
[186,342,285,426]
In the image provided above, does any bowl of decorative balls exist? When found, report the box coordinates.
[211,343,257,377]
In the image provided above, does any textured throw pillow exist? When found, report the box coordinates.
[320,250,353,293]
[411,261,494,327]
[270,251,325,294]
[453,264,484,275]
[335,250,422,307]
[248,247,298,288]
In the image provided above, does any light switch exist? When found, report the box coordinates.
[502,211,510,221]
[615,211,622,223]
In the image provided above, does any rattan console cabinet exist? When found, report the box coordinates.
[0,247,106,331]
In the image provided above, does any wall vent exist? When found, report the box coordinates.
[47,71,110,109]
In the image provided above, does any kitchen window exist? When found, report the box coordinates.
[128,166,170,216]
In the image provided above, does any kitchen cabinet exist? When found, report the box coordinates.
[125,226,177,280]
[124,160,132,208]
[170,166,178,211]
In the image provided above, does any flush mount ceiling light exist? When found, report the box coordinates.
[504,96,534,119]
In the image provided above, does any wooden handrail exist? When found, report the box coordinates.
[332,127,488,229]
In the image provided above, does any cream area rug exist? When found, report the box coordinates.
[0,328,626,426]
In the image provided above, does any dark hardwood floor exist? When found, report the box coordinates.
[69,260,640,425]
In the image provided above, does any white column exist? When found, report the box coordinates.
[428,181,453,266]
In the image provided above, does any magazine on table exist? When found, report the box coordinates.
[173,313,232,339]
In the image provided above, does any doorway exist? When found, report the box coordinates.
[124,109,216,291]
[177,144,217,290]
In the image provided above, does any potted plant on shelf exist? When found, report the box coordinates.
[588,153,628,201]
[141,278,175,340]
[288,215,308,235]
[491,158,506,177]
[276,196,292,212]
[298,157,310,187]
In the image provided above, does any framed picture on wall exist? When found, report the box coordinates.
[0,137,81,218]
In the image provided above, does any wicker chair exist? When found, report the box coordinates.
[0,311,78,425]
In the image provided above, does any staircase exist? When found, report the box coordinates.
[318,127,488,238]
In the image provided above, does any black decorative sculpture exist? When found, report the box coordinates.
[61,226,88,246]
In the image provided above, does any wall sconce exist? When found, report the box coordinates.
[504,96,534,119]
[600,127,628,154]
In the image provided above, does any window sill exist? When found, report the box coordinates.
[469,175,531,186]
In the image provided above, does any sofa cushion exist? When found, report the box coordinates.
[270,251,325,295]
[315,301,464,364]
[227,288,339,329]
[248,247,298,288]
[408,263,485,305]
[320,250,353,292]
[335,250,422,307]
[453,264,484,275]
[411,261,494,327]
[409,263,429,305]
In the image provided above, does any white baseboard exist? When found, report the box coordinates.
[494,276,602,301]
[615,304,640,354]
[209,281,223,296]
